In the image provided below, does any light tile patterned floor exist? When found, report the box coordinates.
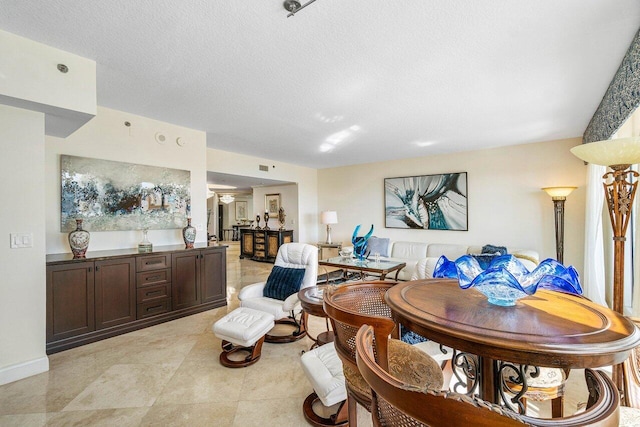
[0,241,588,426]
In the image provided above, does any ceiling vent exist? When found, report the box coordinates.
[259,165,269,172]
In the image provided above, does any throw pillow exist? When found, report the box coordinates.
[471,253,500,269]
[263,266,306,301]
[367,236,391,257]
[481,244,508,256]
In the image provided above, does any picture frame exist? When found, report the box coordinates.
[265,193,281,216]
[235,201,247,219]
[384,172,468,230]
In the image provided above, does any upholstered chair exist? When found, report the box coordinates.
[238,242,318,343]
[323,281,443,427]
[356,324,621,427]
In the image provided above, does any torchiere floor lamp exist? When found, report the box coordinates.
[542,187,577,264]
[571,136,640,394]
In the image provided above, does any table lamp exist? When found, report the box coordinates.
[321,211,338,244]
[571,136,640,401]
[541,186,577,264]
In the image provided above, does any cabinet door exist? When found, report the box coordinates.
[201,249,226,304]
[47,262,95,342]
[172,252,201,310]
[95,258,136,330]
[241,231,254,258]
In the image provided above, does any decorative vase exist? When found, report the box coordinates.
[264,212,270,230]
[255,214,261,230]
[433,255,582,306]
[278,207,286,230]
[352,224,374,262]
[138,228,153,253]
[182,217,196,249]
[68,219,90,258]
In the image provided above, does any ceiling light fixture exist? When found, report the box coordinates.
[220,194,235,204]
[284,0,317,17]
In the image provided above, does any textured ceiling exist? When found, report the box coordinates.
[1,1,639,169]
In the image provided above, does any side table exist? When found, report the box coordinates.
[316,242,342,260]
[298,286,334,350]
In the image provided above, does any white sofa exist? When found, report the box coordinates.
[352,239,540,281]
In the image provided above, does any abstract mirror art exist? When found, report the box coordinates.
[60,155,191,232]
[384,172,468,230]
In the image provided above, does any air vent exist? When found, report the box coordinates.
[259,164,269,172]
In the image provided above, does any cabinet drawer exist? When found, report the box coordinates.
[136,269,170,287]
[137,299,171,319]
[136,255,170,271]
[254,251,265,258]
[137,283,171,303]
[255,243,265,250]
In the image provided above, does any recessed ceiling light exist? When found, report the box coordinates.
[209,184,237,190]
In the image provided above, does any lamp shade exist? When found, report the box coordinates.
[542,187,577,199]
[321,211,338,225]
[570,137,640,167]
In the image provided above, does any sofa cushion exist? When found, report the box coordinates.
[426,243,468,259]
[368,236,391,257]
[481,244,508,256]
[390,241,429,260]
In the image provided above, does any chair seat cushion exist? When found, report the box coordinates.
[388,338,444,390]
[620,406,640,427]
[240,295,291,320]
[301,343,347,407]
[212,307,275,347]
[263,265,306,300]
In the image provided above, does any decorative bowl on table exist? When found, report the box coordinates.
[433,255,582,306]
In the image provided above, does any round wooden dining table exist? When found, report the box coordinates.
[385,279,640,404]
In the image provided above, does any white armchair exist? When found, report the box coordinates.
[238,242,318,343]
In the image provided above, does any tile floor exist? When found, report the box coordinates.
[0,242,589,426]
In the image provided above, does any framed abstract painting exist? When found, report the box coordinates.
[384,172,468,230]
[60,155,191,232]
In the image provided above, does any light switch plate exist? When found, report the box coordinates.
[10,233,33,248]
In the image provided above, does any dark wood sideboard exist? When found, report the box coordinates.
[239,229,293,262]
[46,243,227,354]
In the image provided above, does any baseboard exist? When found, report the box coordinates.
[0,356,49,386]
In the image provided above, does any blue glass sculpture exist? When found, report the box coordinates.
[433,255,582,306]
[351,224,374,262]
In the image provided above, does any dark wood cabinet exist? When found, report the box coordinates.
[46,243,227,354]
[172,247,227,308]
[201,248,226,304]
[172,251,201,310]
[239,229,293,262]
[95,258,136,330]
[46,261,95,342]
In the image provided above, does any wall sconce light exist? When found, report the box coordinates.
[320,211,338,244]
[541,186,577,264]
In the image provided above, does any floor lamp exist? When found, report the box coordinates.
[542,187,577,264]
[571,136,640,394]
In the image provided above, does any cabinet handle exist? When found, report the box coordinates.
[146,260,163,265]
[146,275,162,281]
[146,305,163,312]
[88,267,92,272]
[146,290,163,297]
[95,266,99,272]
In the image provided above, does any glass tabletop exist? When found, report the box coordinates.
[321,256,405,270]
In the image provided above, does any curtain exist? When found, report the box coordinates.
[582,164,608,307]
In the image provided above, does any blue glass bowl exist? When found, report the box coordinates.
[433,255,582,306]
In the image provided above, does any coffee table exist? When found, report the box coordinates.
[319,256,406,281]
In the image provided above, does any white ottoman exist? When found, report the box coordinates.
[300,343,348,426]
[213,307,275,368]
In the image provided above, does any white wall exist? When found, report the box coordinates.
[318,138,587,275]
[0,105,49,384]
[46,107,208,254]
[0,29,96,137]
[252,184,299,239]
[206,148,318,243]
